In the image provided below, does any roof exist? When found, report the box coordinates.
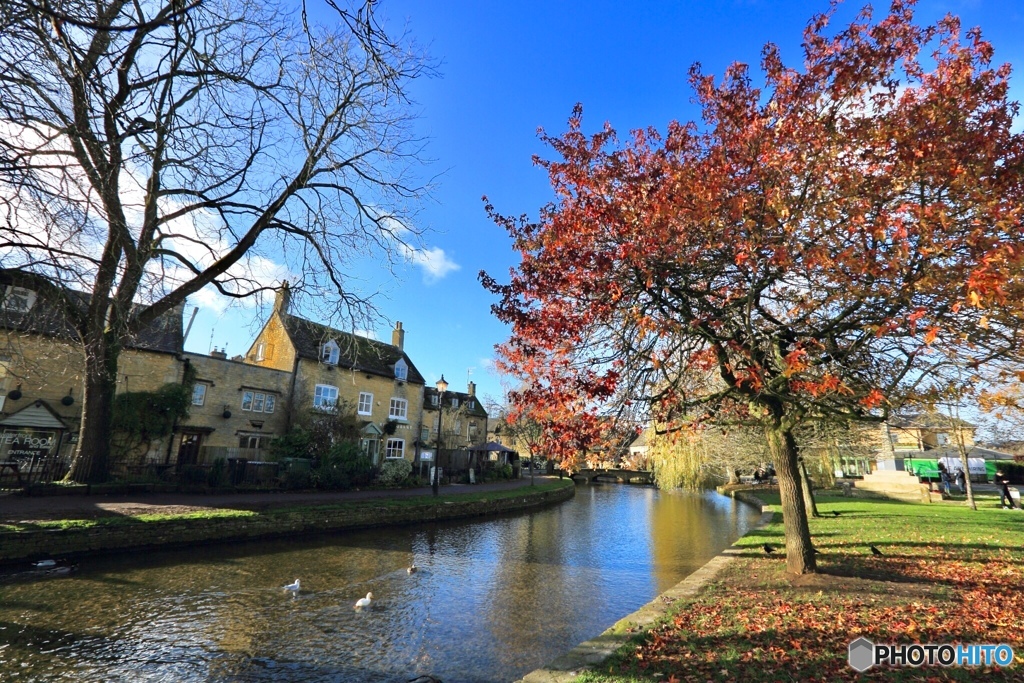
[0,400,70,430]
[280,314,425,384]
[0,288,182,354]
[423,387,488,417]
[890,413,976,431]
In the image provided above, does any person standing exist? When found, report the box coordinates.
[955,468,966,495]
[938,462,951,496]
[995,469,1016,509]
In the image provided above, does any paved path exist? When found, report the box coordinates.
[0,476,561,522]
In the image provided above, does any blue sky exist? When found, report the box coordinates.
[182,0,1024,410]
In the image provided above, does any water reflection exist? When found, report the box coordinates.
[0,485,758,682]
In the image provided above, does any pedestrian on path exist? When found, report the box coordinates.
[995,470,1016,509]
[938,462,951,496]
[955,469,966,495]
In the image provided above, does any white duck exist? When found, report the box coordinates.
[354,592,373,609]
[407,564,417,574]
[283,579,300,593]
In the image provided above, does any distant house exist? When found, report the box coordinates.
[245,283,426,465]
[423,381,488,452]
[887,413,976,452]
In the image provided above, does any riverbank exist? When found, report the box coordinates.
[556,490,1023,682]
[0,478,575,565]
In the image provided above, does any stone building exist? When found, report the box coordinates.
[244,284,427,465]
[173,350,293,465]
[0,284,183,469]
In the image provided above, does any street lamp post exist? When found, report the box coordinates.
[433,375,448,497]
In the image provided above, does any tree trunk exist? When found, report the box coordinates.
[726,464,740,485]
[65,332,120,484]
[799,458,820,518]
[765,424,816,574]
[957,438,977,511]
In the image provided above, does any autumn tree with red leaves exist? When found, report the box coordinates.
[482,1,1024,574]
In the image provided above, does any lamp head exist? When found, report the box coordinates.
[436,375,448,394]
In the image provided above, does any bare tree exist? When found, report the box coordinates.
[0,0,434,482]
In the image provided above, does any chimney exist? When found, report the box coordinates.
[468,381,476,397]
[273,281,291,315]
[392,321,405,350]
[210,347,227,360]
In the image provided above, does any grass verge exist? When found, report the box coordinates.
[574,492,1024,682]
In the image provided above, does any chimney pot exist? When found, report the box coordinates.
[392,321,405,350]
[274,281,291,315]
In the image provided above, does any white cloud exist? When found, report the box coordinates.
[400,244,460,283]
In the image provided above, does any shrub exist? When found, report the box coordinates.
[312,442,374,490]
[378,458,412,487]
[283,468,312,490]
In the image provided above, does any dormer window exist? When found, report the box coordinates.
[451,397,459,408]
[430,394,438,407]
[321,340,340,365]
[394,358,408,381]
[1,286,35,313]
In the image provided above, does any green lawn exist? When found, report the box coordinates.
[574,492,1024,682]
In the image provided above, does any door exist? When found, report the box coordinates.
[177,433,202,466]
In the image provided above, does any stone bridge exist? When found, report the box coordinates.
[568,468,654,485]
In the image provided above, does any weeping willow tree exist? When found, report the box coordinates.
[649,425,769,491]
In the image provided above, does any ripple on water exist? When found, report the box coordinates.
[0,486,758,682]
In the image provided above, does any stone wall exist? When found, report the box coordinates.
[0,482,576,565]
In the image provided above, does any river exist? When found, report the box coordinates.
[0,484,759,682]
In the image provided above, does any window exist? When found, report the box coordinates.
[321,340,340,365]
[467,400,475,410]
[469,421,478,436]
[389,397,408,420]
[385,438,405,459]
[191,384,207,406]
[358,392,373,416]
[1,286,35,313]
[394,359,408,381]
[451,397,459,408]
[420,426,429,442]
[433,416,439,433]
[455,419,462,434]
[314,384,339,410]
[239,435,267,449]
[242,390,276,412]
[430,394,438,407]
[254,343,266,361]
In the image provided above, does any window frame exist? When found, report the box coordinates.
[394,359,408,381]
[385,438,405,459]
[451,397,459,408]
[321,340,340,365]
[389,397,408,421]
[191,383,207,406]
[264,394,276,413]
[241,390,254,411]
[358,391,373,416]
[314,384,339,410]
